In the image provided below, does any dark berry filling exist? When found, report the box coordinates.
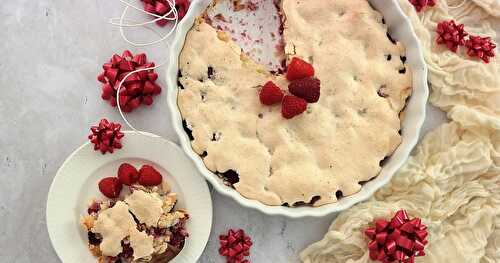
[177,70,184,89]
[88,232,102,245]
[117,242,134,259]
[379,156,390,166]
[335,190,343,199]
[207,66,215,79]
[377,85,388,98]
[358,180,368,186]
[400,55,407,64]
[291,195,322,206]
[87,202,101,214]
[182,120,194,141]
[217,169,240,185]
[168,217,189,249]
[386,32,397,44]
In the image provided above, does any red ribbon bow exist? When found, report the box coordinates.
[140,0,190,26]
[219,229,252,263]
[465,35,497,63]
[365,210,428,263]
[88,119,125,154]
[97,50,161,112]
[408,0,436,12]
[436,20,468,53]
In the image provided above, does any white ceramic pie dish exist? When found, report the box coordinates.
[166,0,428,218]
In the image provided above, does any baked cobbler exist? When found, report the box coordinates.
[177,0,412,206]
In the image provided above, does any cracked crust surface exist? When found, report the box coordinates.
[177,0,412,206]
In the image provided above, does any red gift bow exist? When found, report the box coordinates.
[435,20,496,63]
[364,210,428,263]
[97,50,161,112]
[465,35,497,63]
[436,20,468,53]
[140,0,190,27]
[219,229,252,263]
[88,119,125,154]
[408,0,436,12]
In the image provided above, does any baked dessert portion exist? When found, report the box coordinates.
[177,0,412,206]
[81,166,189,262]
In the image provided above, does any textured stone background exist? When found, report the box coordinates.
[0,0,446,262]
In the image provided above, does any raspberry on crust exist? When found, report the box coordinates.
[281,95,307,119]
[286,57,315,81]
[288,77,321,103]
[259,81,285,105]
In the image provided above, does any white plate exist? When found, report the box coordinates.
[46,131,212,262]
[166,0,428,217]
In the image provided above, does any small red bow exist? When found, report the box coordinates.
[97,50,161,112]
[465,35,496,63]
[365,210,428,263]
[140,0,190,26]
[408,0,436,12]
[219,229,252,263]
[88,119,125,154]
[436,20,468,53]
[435,20,496,63]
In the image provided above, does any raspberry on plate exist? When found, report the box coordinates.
[281,95,307,119]
[98,177,123,198]
[288,77,321,103]
[117,163,139,186]
[259,81,285,105]
[286,57,315,81]
[138,165,163,186]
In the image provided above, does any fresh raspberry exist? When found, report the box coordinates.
[286,57,315,81]
[288,77,321,103]
[117,163,139,186]
[281,95,307,119]
[98,177,123,198]
[138,165,163,186]
[259,81,284,105]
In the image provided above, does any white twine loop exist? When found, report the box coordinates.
[114,60,168,133]
[108,0,180,133]
[110,0,179,46]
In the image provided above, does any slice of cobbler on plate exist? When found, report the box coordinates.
[80,163,189,263]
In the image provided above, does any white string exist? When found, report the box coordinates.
[113,0,179,46]
[115,59,168,133]
[109,0,178,27]
[108,0,180,133]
